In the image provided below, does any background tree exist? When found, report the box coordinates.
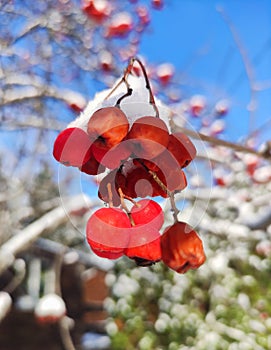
[0,1,271,350]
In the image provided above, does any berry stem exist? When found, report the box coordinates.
[149,170,180,222]
[136,158,169,195]
[104,57,159,118]
[123,195,140,207]
[169,192,180,223]
[107,183,113,208]
[115,87,133,107]
[132,57,160,118]
[149,170,169,195]
[136,159,180,223]
[118,187,135,226]
[104,59,134,102]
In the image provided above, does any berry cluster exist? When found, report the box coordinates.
[53,58,206,273]
[82,0,164,39]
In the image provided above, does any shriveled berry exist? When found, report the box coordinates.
[161,222,205,274]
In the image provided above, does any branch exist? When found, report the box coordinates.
[1,76,86,112]
[0,116,64,132]
[12,17,46,45]
[0,117,64,132]
[33,238,113,271]
[217,7,257,133]
[0,194,93,275]
[0,292,12,324]
[58,317,76,350]
[174,125,271,161]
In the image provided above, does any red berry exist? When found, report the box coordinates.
[125,199,163,262]
[167,132,197,168]
[66,91,86,113]
[138,149,188,192]
[53,127,92,167]
[120,161,166,199]
[133,158,160,172]
[136,6,150,26]
[161,222,206,274]
[90,247,123,260]
[127,116,169,159]
[106,12,133,38]
[130,199,164,230]
[82,0,111,22]
[98,169,125,207]
[92,139,132,169]
[69,102,84,113]
[80,149,106,175]
[125,167,155,198]
[152,0,164,10]
[190,95,206,117]
[86,207,131,258]
[157,166,187,192]
[156,63,174,85]
[87,107,129,149]
[34,294,66,324]
[215,176,226,187]
[245,154,259,177]
[99,50,114,72]
[125,228,161,262]
[214,99,229,116]
[210,120,225,136]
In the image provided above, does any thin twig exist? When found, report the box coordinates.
[104,59,134,101]
[115,87,133,107]
[54,248,66,297]
[33,238,114,271]
[118,187,135,226]
[107,183,113,208]
[104,77,126,101]
[174,125,271,161]
[217,6,257,133]
[58,317,76,350]
[105,57,159,117]
[11,18,45,45]
[132,57,159,118]
[3,259,26,294]
[245,117,271,141]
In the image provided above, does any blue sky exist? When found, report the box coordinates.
[138,0,271,144]
[1,0,270,187]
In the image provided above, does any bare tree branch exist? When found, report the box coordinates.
[217,7,258,133]
[175,125,271,161]
[0,194,93,275]
[0,117,64,131]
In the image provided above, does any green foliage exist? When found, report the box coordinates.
[105,240,271,350]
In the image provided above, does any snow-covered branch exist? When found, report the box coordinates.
[0,194,93,275]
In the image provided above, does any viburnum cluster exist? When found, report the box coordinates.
[53,58,205,273]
